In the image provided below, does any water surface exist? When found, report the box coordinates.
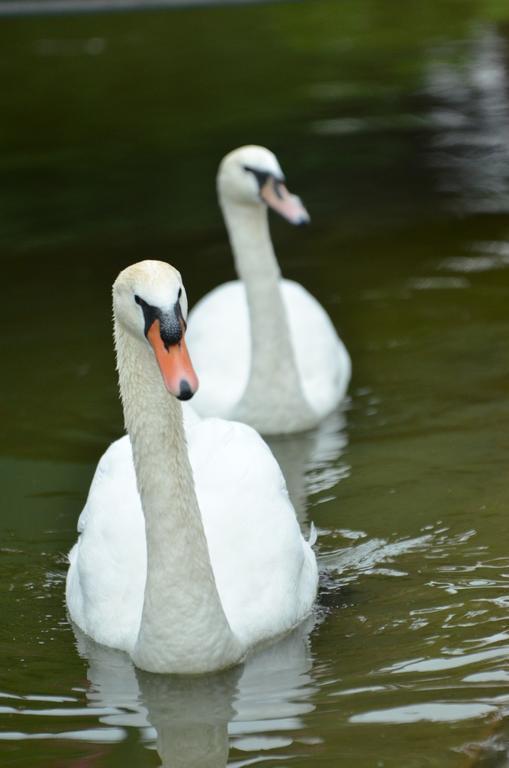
[2,1,509,766]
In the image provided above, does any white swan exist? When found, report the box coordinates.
[66,260,318,675]
[186,145,351,435]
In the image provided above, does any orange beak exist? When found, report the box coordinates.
[147,319,199,400]
[260,179,310,225]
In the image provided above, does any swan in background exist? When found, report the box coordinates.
[186,145,351,435]
[66,260,317,674]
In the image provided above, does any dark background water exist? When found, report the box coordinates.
[2,1,509,766]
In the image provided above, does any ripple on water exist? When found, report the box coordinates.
[380,646,509,675]
[313,521,509,762]
[0,689,128,743]
[5,525,509,766]
[350,701,498,724]
[0,729,126,742]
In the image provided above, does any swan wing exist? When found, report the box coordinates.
[66,435,145,654]
[187,417,318,648]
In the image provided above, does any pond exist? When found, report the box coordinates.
[2,1,509,766]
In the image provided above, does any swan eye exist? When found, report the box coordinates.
[243,165,270,190]
[178,288,182,299]
[243,166,286,197]
[134,294,145,307]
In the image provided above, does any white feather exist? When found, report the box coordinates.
[67,417,318,657]
[187,279,351,421]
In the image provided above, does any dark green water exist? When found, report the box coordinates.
[2,1,509,765]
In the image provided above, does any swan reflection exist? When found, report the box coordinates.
[267,408,349,524]
[73,616,316,767]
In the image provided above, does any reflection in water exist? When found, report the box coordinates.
[3,527,509,765]
[439,238,509,274]
[137,670,237,768]
[73,617,316,767]
[266,409,349,524]
[426,26,509,213]
[350,701,498,724]
[335,532,509,761]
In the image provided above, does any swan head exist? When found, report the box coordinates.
[217,145,310,225]
[113,260,199,401]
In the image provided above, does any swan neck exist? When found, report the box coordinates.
[221,199,280,283]
[220,198,315,433]
[114,321,242,673]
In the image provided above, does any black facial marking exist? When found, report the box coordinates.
[243,166,269,189]
[135,294,185,350]
[273,179,284,200]
[135,295,158,337]
[243,165,285,191]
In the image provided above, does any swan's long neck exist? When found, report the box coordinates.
[114,322,242,673]
[221,198,315,433]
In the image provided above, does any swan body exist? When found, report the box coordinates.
[67,425,316,658]
[187,278,350,426]
[187,145,351,435]
[66,260,318,674]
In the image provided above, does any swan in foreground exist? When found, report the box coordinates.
[186,145,351,435]
[66,260,318,674]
